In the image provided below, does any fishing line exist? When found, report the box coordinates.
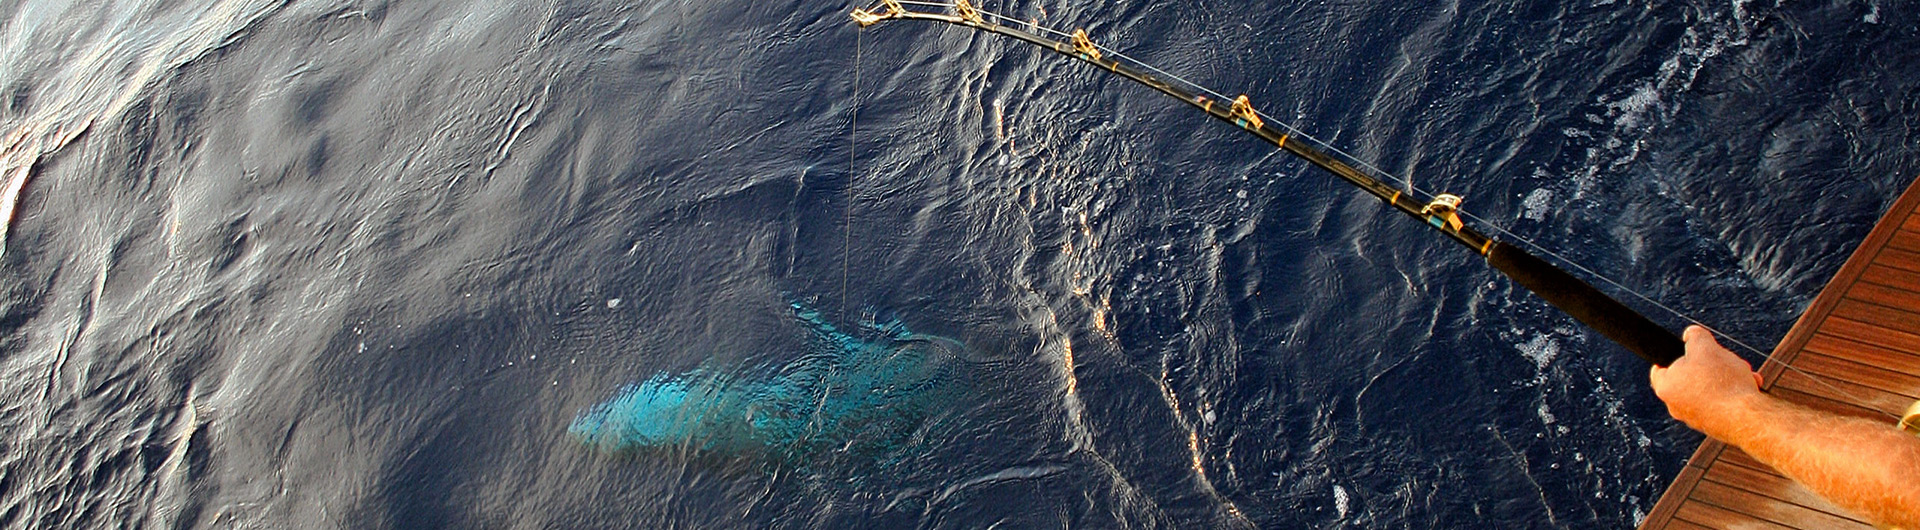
[844,1,1904,420]
[845,28,863,324]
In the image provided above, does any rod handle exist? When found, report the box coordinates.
[1485,242,1684,367]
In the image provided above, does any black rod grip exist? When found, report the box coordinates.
[1485,242,1684,366]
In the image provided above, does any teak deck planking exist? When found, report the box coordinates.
[1640,174,1920,530]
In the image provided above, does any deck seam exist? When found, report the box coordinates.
[1851,279,1920,300]
[1687,484,1825,530]
[1695,472,1869,526]
[1853,278,1920,298]
[1802,334,1920,378]
[1697,466,1861,522]
[1835,295,1920,322]
[1771,384,1899,418]
[1882,249,1920,273]
[1823,316,1920,354]
[1790,352,1920,399]
[1689,481,1873,529]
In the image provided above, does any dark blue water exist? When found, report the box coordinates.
[1,0,1914,528]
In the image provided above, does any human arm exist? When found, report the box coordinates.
[1650,325,1920,528]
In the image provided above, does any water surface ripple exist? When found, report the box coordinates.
[0,0,1913,528]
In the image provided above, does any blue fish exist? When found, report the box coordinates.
[569,301,970,469]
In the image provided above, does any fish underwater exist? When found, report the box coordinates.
[569,301,972,471]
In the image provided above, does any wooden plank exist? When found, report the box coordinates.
[1843,276,1920,307]
[1862,264,1920,292]
[1821,317,1920,360]
[1716,446,1781,478]
[1685,437,1728,470]
[1703,459,1869,523]
[1658,519,1713,530]
[1905,211,1920,233]
[1691,481,1874,529]
[1673,501,1798,530]
[1892,229,1920,252]
[1641,450,1717,530]
[1769,385,1891,422]
[1884,248,1920,273]
[1831,298,1920,336]
[1847,283,1920,318]
[1802,333,1920,378]
[1774,369,1913,417]
[1643,439,1729,530]
[1790,352,1920,399]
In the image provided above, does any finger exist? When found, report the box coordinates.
[1752,372,1764,388]
[1683,325,1713,343]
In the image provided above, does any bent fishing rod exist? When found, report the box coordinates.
[850,0,1686,366]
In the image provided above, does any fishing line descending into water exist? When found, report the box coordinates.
[845,29,862,324]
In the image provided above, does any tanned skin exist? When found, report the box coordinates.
[1650,325,1920,527]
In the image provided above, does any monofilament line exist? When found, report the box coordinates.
[845,28,863,324]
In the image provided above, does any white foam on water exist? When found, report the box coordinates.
[1520,188,1554,221]
[1333,484,1349,518]
[1563,3,1759,198]
[1606,84,1663,131]
[1517,334,1560,371]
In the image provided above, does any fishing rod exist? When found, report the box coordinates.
[850,0,1686,366]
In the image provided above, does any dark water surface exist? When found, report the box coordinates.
[1,0,1915,527]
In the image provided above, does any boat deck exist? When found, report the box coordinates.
[1639,174,1920,530]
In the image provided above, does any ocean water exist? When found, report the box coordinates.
[0,0,1914,528]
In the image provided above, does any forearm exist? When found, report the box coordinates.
[1700,393,1920,528]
